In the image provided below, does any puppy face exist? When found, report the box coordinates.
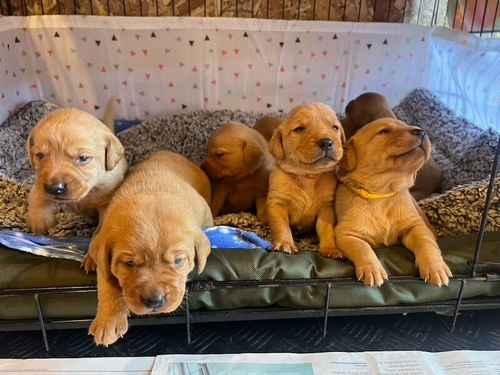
[342,118,431,182]
[270,103,345,173]
[96,198,210,315]
[27,109,124,202]
[202,122,266,181]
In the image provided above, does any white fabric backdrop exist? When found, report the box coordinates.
[0,16,498,129]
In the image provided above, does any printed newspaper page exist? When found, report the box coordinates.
[152,351,500,375]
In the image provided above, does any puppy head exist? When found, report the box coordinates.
[94,197,211,315]
[27,108,124,202]
[344,92,395,139]
[253,115,282,142]
[340,118,431,190]
[270,103,345,174]
[201,122,268,181]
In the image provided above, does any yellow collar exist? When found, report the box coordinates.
[345,184,398,200]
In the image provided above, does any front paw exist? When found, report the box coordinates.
[89,312,129,347]
[418,259,452,287]
[319,244,344,259]
[27,215,54,235]
[355,262,388,287]
[273,239,298,255]
[82,254,97,273]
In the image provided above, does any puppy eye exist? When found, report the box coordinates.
[293,126,306,133]
[377,128,391,135]
[214,152,225,159]
[125,260,136,268]
[332,124,340,131]
[35,152,45,160]
[174,257,186,268]
[76,155,92,165]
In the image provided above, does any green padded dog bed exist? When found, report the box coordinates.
[1,233,499,321]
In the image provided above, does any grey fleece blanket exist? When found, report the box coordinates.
[0,89,498,240]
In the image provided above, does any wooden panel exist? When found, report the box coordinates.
[140,0,157,15]
[58,0,76,14]
[343,0,361,20]
[329,0,346,20]
[91,0,109,14]
[124,0,141,15]
[1,0,453,22]
[388,0,406,22]
[314,0,331,19]
[75,0,93,14]
[42,0,60,13]
[108,0,124,15]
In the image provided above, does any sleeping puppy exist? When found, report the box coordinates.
[335,118,452,287]
[201,122,274,221]
[26,100,126,234]
[86,151,213,346]
[254,115,282,141]
[342,92,442,200]
[267,103,345,258]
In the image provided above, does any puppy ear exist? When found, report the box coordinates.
[26,131,36,168]
[339,125,347,145]
[242,140,262,166]
[339,139,357,176]
[90,231,114,281]
[105,134,125,171]
[269,129,285,160]
[194,229,211,274]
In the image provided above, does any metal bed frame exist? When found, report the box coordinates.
[0,136,499,353]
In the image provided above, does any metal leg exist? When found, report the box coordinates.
[34,294,50,352]
[471,136,500,277]
[450,280,466,333]
[322,283,332,337]
[185,290,192,344]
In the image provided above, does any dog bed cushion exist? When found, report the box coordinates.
[0,233,499,320]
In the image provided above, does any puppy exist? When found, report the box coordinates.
[26,101,126,234]
[201,122,274,221]
[335,118,452,287]
[87,151,213,346]
[254,115,282,141]
[342,92,442,200]
[266,103,345,258]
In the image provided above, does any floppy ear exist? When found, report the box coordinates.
[338,139,357,176]
[242,140,262,166]
[339,125,347,146]
[269,128,285,160]
[26,131,36,168]
[91,230,117,283]
[194,229,211,274]
[105,134,125,171]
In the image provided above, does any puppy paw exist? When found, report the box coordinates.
[418,260,452,287]
[82,254,97,273]
[319,245,344,259]
[89,312,128,347]
[273,240,298,255]
[356,263,388,287]
[27,218,52,235]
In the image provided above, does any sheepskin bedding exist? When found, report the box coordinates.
[0,89,498,249]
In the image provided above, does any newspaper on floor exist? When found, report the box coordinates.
[152,351,500,375]
[0,357,155,375]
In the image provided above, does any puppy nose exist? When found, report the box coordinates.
[44,182,67,196]
[142,294,166,309]
[318,138,334,151]
[411,128,426,138]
